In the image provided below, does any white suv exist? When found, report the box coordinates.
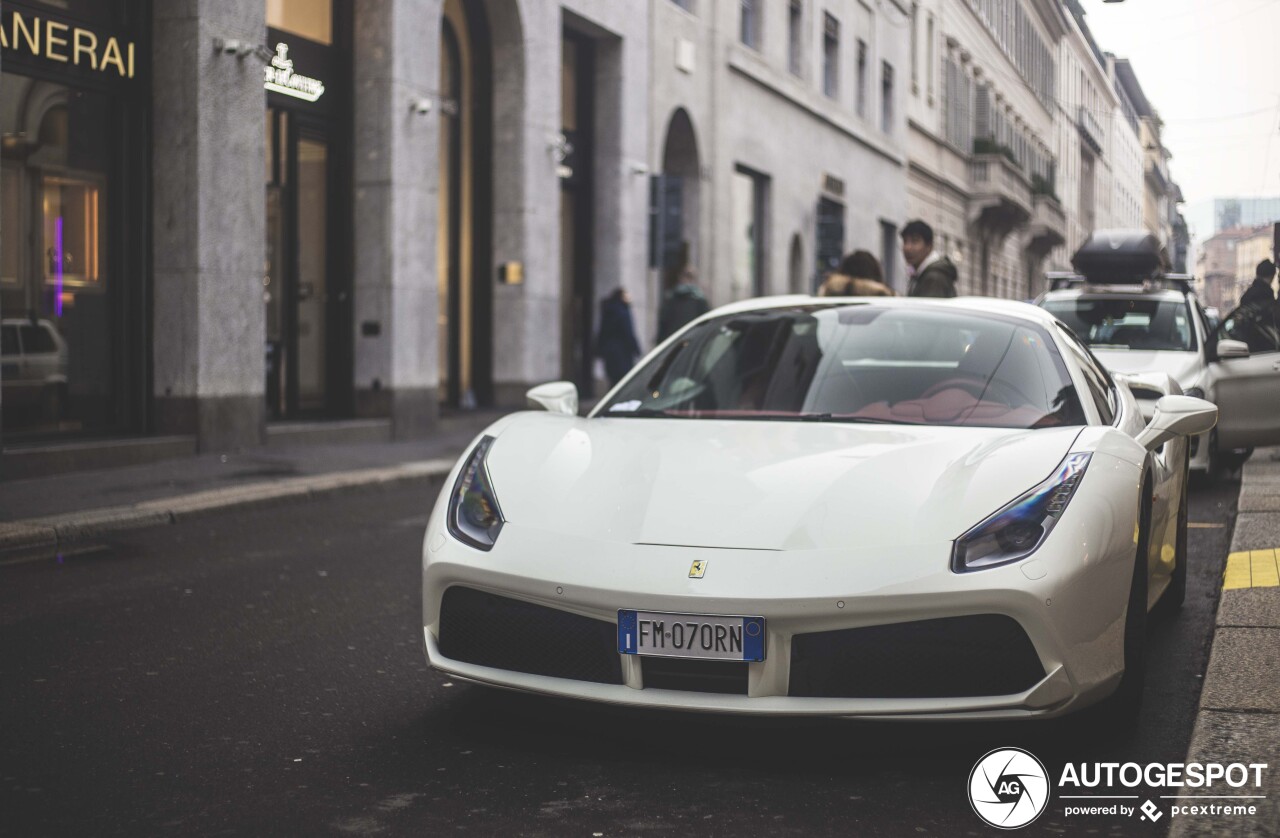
[1038,230,1280,480]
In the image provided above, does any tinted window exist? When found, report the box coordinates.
[599,306,1087,429]
[1043,298,1196,352]
[1220,302,1280,355]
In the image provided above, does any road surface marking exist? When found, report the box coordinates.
[1223,548,1280,590]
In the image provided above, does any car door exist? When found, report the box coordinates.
[1210,303,1280,449]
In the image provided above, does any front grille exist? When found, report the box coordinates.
[789,614,1044,699]
[437,586,623,685]
[642,657,749,695]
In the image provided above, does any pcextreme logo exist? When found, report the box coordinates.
[968,748,1051,829]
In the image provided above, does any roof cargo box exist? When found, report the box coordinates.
[1071,229,1170,282]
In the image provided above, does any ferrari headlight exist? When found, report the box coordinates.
[952,453,1091,573]
[447,435,504,551]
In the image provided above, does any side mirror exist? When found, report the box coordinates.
[1136,395,1218,452]
[1216,338,1250,360]
[526,381,579,416]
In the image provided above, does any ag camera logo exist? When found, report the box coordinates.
[969,747,1051,829]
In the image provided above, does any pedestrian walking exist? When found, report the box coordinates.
[595,288,642,388]
[657,267,710,342]
[817,250,895,297]
[900,219,958,298]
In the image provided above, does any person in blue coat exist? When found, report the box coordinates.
[595,288,642,387]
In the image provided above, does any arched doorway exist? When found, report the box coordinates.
[439,0,495,408]
[658,108,701,290]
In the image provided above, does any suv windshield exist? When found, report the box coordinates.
[1042,298,1195,352]
[598,305,1086,429]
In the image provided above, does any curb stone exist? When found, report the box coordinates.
[0,459,454,560]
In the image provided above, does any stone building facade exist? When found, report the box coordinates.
[648,0,909,313]
[905,0,1070,301]
[1,0,650,465]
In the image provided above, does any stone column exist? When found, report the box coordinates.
[352,0,441,438]
[152,0,267,451]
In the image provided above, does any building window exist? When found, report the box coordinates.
[910,2,919,94]
[788,0,804,77]
[926,14,935,102]
[732,165,770,299]
[856,39,868,117]
[267,0,332,45]
[823,14,840,98]
[881,61,894,133]
[740,0,761,50]
[670,0,694,11]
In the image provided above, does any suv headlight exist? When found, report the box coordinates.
[447,435,504,551]
[952,453,1091,573]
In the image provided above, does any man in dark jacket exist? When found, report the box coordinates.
[657,267,710,341]
[1240,259,1276,309]
[595,288,642,387]
[900,219,958,297]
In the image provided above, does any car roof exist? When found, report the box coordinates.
[696,294,1064,328]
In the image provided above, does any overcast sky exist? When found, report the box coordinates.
[1077,0,1280,236]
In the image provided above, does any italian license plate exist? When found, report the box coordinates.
[617,610,766,662]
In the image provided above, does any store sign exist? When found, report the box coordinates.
[0,9,136,78]
[264,43,325,103]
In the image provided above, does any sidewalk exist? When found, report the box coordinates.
[0,409,512,559]
[1173,447,1280,838]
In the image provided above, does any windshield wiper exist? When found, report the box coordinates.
[605,407,692,419]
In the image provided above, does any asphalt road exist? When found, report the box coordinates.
[0,474,1240,837]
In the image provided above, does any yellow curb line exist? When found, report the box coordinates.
[1224,548,1280,590]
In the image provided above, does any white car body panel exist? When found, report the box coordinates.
[422,297,1198,720]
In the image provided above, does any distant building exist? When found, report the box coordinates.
[1197,225,1269,312]
[1113,58,1176,249]
[1215,197,1280,233]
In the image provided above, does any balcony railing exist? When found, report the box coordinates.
[1077,105,1103,154]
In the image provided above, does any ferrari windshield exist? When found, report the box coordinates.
[1042,298,1196,352]
[599,305,1087,428]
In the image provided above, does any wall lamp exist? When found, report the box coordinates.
[213,38,274,63]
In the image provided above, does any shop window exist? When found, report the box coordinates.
[2,71,115,438]
[267,0,332,45]
[43,176,103,286]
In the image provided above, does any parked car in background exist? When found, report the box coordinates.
[1037,230,1280,481]
[1,318,69,423]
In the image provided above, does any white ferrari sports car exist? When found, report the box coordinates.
[422,297,1216,722]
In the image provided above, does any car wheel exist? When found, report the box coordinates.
[1093,478,1151,733]
[1161,450,1189,614]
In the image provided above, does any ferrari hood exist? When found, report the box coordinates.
[482,415,1083,551]
[1091,349,1201,388]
